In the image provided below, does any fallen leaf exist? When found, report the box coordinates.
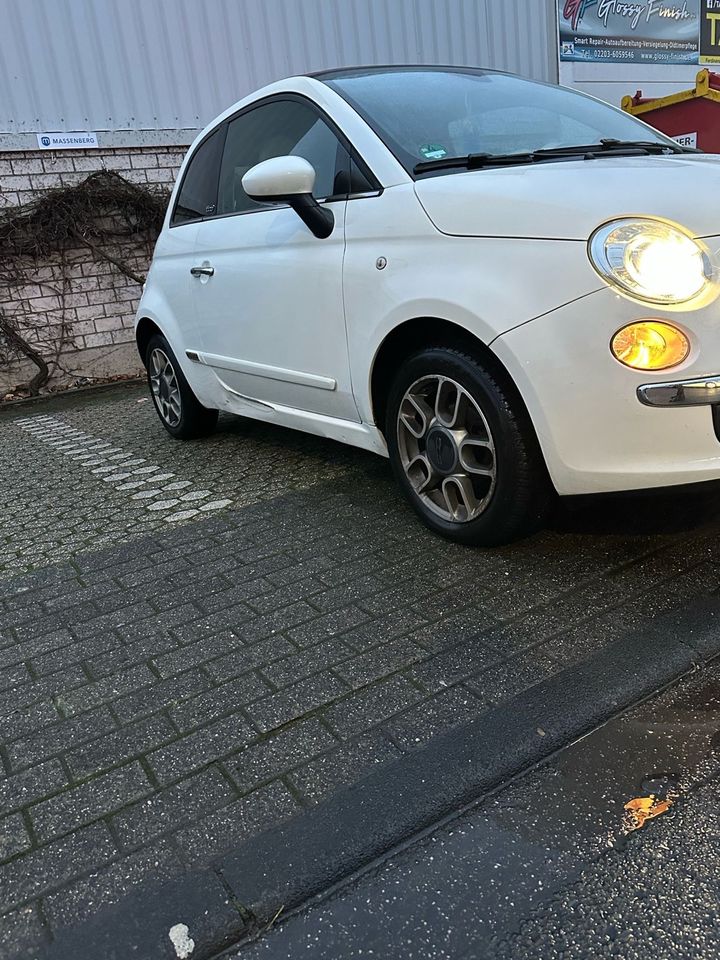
[623,794,673,832]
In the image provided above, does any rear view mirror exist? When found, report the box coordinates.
[242,156,334,239]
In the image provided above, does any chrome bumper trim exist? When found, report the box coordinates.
[638,375,720,407]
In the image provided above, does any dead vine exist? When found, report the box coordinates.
[0,169,169,396]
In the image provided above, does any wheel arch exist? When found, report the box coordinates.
[369,317,531,439]
[135,316,164,366]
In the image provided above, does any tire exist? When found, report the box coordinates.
[145,333,218,440]
[385,346,552,546]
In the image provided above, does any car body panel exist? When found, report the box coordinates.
[493,278,720,494]
[341,183,604,424]
[414,154,720,241]
[190,196,359,421]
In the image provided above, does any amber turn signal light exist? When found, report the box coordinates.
[611,321,690,371]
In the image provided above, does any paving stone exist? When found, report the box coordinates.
[206,635,297,683]
[286,605,371,647]
[265,555,335,586]
[0,822,115,913]
[66,714,176,780]
[234,601,320,645]
[309,574,388,613]
[409,635,503,694]
[30,762,153,842]
[227,717,338,794]
[170,603,262,644]
[111,766,236,848]
[1,665,90,712]
[0,699,62,740]
[30,634,122,677]
[197,578,271,613]
[149,574,234,613]
[147,712,256,783]
[42,838,182,930]
[383,685,484,750]
[288,730,402,804]
[323,676,426,740]
[261,637,355,689]
[0,814,32,861]
[56,664,158,715]
[248,672,350,734]
[71,601,157,640]
[0,760,68,815]
[245,577,328,615]
[112,669,213,725]
[334,637,431,689]
[8,707,118,772]
[0,663,32,693]
[83,633,179,677]
[169,672,271,732]
[114,601,204,641]
[152,632,243,678]
[176,779,301,863]
[0,629,74,668]
[464,650,563,709]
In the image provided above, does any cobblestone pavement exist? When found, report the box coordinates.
[2,383,720,955]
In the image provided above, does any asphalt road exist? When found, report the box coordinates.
[235,660,720,960]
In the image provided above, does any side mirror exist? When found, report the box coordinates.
[241,156,334,239]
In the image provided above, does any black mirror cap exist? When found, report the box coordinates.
[288,193,334,239]
[241,189,334,239]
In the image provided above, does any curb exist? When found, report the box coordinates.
[0,377,144,411]
[41,597,720,960]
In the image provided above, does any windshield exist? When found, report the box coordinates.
[323,67,678,175]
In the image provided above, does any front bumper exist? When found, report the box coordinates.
[492,284,720,495]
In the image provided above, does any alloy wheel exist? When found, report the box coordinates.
[149,348,182,428]
[396,374,496,523]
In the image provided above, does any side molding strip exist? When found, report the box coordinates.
[187,350,337,392]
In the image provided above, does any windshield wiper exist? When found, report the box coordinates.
[413,138,691,174]
[414,152,538,174]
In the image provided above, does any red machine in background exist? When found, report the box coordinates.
[623,69,720,153]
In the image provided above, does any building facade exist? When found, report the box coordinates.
[0,0,557,392]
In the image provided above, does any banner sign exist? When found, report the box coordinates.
[558,1,701,64]
[700,0,720,61]
[36,132,99,150]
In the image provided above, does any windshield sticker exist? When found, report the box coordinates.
[419,144,448,160]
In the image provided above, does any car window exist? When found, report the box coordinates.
[324,68,677,175]
[217,99,348,216]
[172,125,225,225]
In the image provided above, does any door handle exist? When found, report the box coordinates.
[190,265,214,277]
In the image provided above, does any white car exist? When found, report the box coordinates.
[136,65,720,546]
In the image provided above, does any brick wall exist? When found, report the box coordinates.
[0,146,188,395]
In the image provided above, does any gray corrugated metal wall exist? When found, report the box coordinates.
[0,0,557,147]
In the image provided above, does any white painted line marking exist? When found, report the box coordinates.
[180,490,210,501]
[131,489,162,500]
[16,415,232,524]
[166,509,200,522]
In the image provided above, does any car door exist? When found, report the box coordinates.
[152,125,225,355]
[190,96,359,422]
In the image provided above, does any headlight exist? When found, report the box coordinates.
[589,218,713,306]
